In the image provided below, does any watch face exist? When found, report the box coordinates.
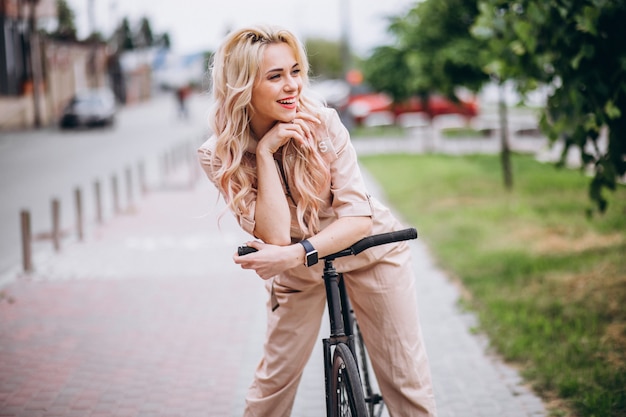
[306,250,319,267]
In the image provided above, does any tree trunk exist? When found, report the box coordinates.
[498,83,513,190]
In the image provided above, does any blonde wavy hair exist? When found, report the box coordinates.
[208,24,330,237]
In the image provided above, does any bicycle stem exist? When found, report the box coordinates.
[323,258,346,338]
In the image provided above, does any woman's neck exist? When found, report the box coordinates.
[250,119,277,141]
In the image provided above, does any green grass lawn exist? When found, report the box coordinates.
[350,124,408,138]
[360,153,626,417]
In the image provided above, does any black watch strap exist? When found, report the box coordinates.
[299,239,319,267]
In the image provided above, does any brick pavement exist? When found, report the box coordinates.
[0,99,549,417]
[0,169,266,417]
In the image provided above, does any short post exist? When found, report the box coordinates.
[138,161,147,195]
[125,166,133,209]
[176,143,185,167]
[171,147,178,170]
[20,210,33,273]
[74,187,83,241]
[94,180,103,224]
[178,144,185,168]
[51,198,61,252]
[111,174,120,214]
[163,152,170,177]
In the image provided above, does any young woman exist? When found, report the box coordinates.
[198,24,437,417]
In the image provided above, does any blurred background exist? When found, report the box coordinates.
[0,1,624,417]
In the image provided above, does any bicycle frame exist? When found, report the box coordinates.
[322,257,358,416]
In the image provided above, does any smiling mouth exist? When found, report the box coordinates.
[277,97,296,105]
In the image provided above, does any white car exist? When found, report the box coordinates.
[59,88,117,128]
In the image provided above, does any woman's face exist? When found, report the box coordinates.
[250,42,302,133]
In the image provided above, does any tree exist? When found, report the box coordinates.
[84,31,105,43]
[362,45,413,101]
[111,17,170,52]
[154,33,171,49]
[109,18,135,51]
[363,0,516,187]
[52,0,77,40]
[384,0,489,98]
[135,17,154,49]
[362,0,490,100]
[472,0,626,213]
[304,38,344,79]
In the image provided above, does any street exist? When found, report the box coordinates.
[0,93,552,282]
[0,93,211,278]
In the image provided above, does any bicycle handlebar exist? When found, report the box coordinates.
[237,227,418,260]
[323,227,418,261]
[350,227,417,255]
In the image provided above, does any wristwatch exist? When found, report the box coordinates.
[299,239,319,267]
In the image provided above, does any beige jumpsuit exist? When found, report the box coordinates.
[198,108,437,417]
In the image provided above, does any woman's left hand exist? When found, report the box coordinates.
[233,241,303,280]
[292,110,321,146]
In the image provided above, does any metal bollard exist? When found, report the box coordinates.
[125,166,133,209]
[20,210,32,273]
[94,180,103,224]
[74,187,83,241]
[163,152,170,177]
[111,174,120,214]
[51,198,61,252]
[138,161,148,195]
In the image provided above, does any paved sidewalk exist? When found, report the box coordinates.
[0,138,547,416]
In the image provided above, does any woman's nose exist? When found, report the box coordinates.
[284,76,297,90]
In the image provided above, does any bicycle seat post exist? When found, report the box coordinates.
[323,257,346,339]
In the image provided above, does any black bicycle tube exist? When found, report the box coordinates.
[351,228,418,255]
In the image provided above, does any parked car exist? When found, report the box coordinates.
[313,80,478,126]
[59,88,116,128]
[390,94,479,119]
[348,86,479,126]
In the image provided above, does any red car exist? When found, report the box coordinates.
[347,86,479,126]
[391,95,478,119]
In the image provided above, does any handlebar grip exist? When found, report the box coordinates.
[351,228,418,255]
[238,245,258,256]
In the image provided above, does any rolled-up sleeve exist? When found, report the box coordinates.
[197,137,257,236]
[325,110,373,218]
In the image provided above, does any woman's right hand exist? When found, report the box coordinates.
[233,241,304,280]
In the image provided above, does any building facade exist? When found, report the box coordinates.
[0,0,111,130]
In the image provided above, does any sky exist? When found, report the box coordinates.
[66,0,419,56]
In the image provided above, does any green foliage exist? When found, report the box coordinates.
[472,0,626,213]
[361,153,626,417]
[156,32,171,49]
[363,0,625,212]
[362,45,413,101]
[119,18,134,50]
[84,32,105,43]
[110,16,170,51]
[350,125,407,138]
[305,38,344,79]
[135,17,154,48]
[363,0,490,100]
[52,0,77,40]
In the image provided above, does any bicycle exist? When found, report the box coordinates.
[238,227,419,417]
[353,309,384,417]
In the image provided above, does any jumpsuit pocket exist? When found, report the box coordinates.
[270,279,303,311]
